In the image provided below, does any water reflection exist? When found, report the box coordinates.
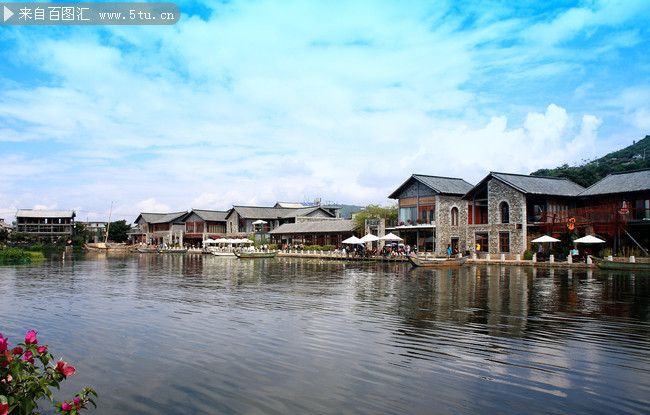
[1,256,649,414]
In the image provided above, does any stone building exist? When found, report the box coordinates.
[388,174,474,255]
[462,172,585,258]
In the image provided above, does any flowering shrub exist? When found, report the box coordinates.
[0,331,97,415]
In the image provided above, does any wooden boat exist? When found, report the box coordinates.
[156,248,188,254]
[137,248,159,253]
[234,251,277,259]
[84,243,133,253]
[592,256,650,271]
[407,254,468,268]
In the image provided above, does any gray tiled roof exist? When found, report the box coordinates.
[138,211,188,224]
[269,220,355,234]
[16,209,75,218]
[191,209,229,222]
[578,169,650,196]
[232,206,334,220]
[388,174,474,198]
[492,172,585,196]
[414,175,474,195]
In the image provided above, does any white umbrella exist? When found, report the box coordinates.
[531,235,560,243]
[380,232,403,242]
[342,236,362,244]
[252,220,267,225]
[360,234,380,243]
[574,235,606,244]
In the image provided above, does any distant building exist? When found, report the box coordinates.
[269,219,355,247]
[15,209,75,240]
[225,205,335,237]
[133,211,188,246]
[0,218,13,232]
[79,221,107,243]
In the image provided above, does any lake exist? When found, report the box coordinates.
[1,253,649,414]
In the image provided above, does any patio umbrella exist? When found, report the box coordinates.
[360,234,380,243]
[380,232,403,242]
[252,220,267,225]
[342,236,362,244]
[574,235,606,244]
[531,235,560,243]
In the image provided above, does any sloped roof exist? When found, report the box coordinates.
[229,206,334,220]
[388,174,474,199]
[465,172,584,199]
[190,209,229,222]
[269,220,355,234]
[16,209,75,218]
[136,211,188,224]
[578,169,650,196]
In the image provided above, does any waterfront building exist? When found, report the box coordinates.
[575,168,650,252]
[225,205,335,238]
[268,218,355,247]
[462,172,584,258]
[387,174,474,255]
[14,209,75,241]
[274,200,343,218]
[182,209,229,247]
[134,211,188,246]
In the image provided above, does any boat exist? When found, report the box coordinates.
[592,256,650,271]
[84,243,133,253]
[137,248,159,253]
[211,251,236,257]
[234,251,277,259]
[156,248,188,254]
[407,254,468,268]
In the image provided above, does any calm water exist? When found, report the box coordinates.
[1,253,649,414]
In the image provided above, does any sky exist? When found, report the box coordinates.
[1,0,649,223]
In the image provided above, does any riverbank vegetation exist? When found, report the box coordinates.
[0,248,45,264]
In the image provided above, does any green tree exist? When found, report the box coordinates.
[352,204,398,233]
[72,222,90,245]
[107,220,130,243]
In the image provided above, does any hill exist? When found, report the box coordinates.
[531,135,650,187]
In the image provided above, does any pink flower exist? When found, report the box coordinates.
[25,330,38,345]
[55,361,76,376]
[1,402,9,415]
[37,346,48,354]
[23,350,34,364]
[61,402,71,412]
[0,334,8,353]
[12,347,22,355]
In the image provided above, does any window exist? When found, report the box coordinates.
[399,206,417,225]
[499,232,510,253]
[451,207,459,226]
[500,202,509,224]
[475,232,488,252]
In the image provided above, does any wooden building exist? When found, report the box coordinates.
[268,219,355,247]
[182,209,229,247]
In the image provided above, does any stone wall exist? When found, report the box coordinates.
[434,195,468,256]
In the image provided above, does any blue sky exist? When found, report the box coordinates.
[1,0,649,223]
